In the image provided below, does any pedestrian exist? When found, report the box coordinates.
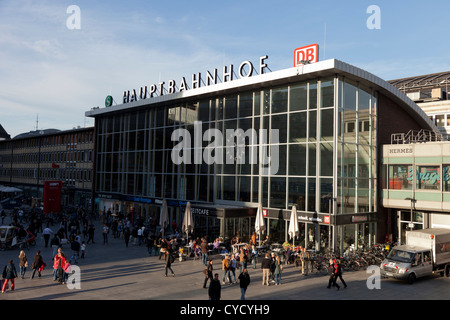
[327,258,340,290]
[221,254,232,285]
[251,245,258,269]
[270,252,276,282]
[87,223,95,244]
[30,250,45,279]
[50,234,61,260]
[70,238,80,264]
[203,260,213,289]
[165,251,175,277]
[201,237,209,266]
[124,228,130,248]
[53,248,66,284]
[62,259,72,285]
[273,255,283,285]
[2,259,18,293]
[230,255,237,283]
[42,225,54,248]
[1,210,6,224]
[261,253,272,286]
[238,268,251,300]
[159,238,167,260]
[147,234,154,255]
[300,247,310,276]
[80,241,86,259]
[335,259,347,288]
[102,224,109,245]
[18,250,28,279]
[208,273,221,301]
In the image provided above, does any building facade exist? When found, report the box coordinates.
[86,58,437,254]
[0,127,94,209]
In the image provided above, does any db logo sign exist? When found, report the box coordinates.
[294,44,319,67]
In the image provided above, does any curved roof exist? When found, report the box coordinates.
[389,71,450,90]
[13,129,61,140]
[85,59,438,132]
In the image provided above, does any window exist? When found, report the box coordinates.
[416,166,440,190]
[388,165,413,190]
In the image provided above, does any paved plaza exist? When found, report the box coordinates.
[1,218,450,302]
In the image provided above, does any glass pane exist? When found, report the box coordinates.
[416,166,440,190]
[321,78,334,108]
[271,87,288,114]
[343,80,357,111]
[309,81,317,109]
[290,83,307,111]
[288,144,306,176]
[271,114,287,144]
[225,95,237,119]
[289,112,307,142]
[288,177,306,211]
[270,177,286,208]
[320,109,334,142]
[320,143,333,177]
[239,92,253,118]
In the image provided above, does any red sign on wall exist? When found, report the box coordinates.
[43,180,63,214]
[294,44,319,67]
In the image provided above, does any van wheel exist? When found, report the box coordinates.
[407,273,416,284]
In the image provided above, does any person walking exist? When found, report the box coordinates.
[238,268,251,300]
[201,237,209,266]
[62,259,72,285]
[203,260,213,289]
[251,245,258,269]
[327,258,340,290]
[87,223,95,244]
[208,273,221,301]
[230,255,237,283]
[18,250,28,279]
[30,250,44,279]
[221,254,232,285]
[70,238,80,264]
[42,225,54,248]
[300,247,310,276]
[261,253,272,286]
[102,224,109,245]
[2,259,18,293]
[53,248,66,284]
[335,259,347,288]
[164,251,175,277]
[124,228,130,248]
[274,255,283,285]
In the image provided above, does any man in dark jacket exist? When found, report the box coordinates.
[261,253,272,286]
[208,273,221,300]
[238,268,251,300]
[70,239,81,264]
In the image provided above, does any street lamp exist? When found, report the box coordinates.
[404,197,417,230]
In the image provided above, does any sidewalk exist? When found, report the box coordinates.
[1,217,450,300]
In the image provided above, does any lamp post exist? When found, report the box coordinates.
[405,197,417,231]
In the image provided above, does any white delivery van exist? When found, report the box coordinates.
[380,228,450,284]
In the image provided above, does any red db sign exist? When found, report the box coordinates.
[294,44,319,67]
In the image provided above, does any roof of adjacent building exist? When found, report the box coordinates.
[389,71,450,91]
[0,124,11,140]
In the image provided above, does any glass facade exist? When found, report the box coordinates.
[94,75,378,251]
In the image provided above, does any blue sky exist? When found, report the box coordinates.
[1,0,450,138]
